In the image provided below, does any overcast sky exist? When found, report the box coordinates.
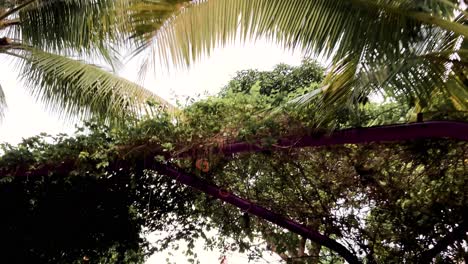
[0,40,303,263]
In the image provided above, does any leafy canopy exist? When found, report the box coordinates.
[0,60,466,263]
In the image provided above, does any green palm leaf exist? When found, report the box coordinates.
[139,0,467,115]
[2,0,186,64]
[319,17,467,111]
[9,48,174,123]
[127,0,191,76]
[142,0,466,67]
[1,0,179,123]
[15,0,131,65]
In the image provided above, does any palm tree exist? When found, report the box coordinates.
[137,0,468,119]
[0,0,180,124]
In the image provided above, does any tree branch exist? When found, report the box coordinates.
[178,121,468,157]
[155,164,362,264]
[1,121,467,264]
[0,0,37,21]
[419,221,467,263]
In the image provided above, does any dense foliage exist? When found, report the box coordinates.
[220,59,324,103]
[0,127,203,263]
[0,60,466,263]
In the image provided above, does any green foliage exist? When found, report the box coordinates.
[145,0,467,66]
[125,61,466,263]
[18,0,125,59]
[204,140,467,263]
[0,60,466,263]
[0,124,202,263]
[17,49,169,123]
[221,59,324,106]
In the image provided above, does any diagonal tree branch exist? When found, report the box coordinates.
[154,164,362,264]
[3,121,468,178]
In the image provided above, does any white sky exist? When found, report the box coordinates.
[0,40,303,263]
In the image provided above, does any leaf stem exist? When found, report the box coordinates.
[0,0,38,21]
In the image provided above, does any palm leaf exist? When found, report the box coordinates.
[315,24,468,118]
[0,82,6,120]
[16,0,132,63]
[137,0,467,115]
[0,0,191,72]
[141,0,466,68]
[127,0,191,77]
[8,47,175,123]
[128,0,190,40]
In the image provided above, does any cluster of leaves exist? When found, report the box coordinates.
[122,61,466,263]
[0,125,203,263]
[220,59,324,105]
[0,60,466,263]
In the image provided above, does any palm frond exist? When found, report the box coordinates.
[14,0,132,61]
[311,24,468,116]
[11,0,190,69]
[127,0,191,76]
[0,83,7,120]
[128,0,190,40]
[9,47,175,124]
[142,0,465,69]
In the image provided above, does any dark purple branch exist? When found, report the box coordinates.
[154,164,362,264]
[200,121,468,157]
